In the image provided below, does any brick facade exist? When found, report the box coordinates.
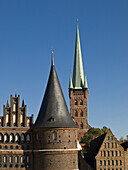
[69,88,90,142]
[0,95,33,170]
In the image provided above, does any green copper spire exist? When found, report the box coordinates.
[69,75,73,88]
[84,75,88,88]
[72,24,84,89]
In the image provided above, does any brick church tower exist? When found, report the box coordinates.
[33,55,79,170]
[69,24,90,142]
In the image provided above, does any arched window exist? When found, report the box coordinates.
[27,119,30,126]
[10,134,14,142]
[3,156,7,163]
[80,100,83,105]
[15,156,19,163]
[0,133,3,142]
[116,160,118,165]
[103,151,106,157]
[112,160,114,166]
[100,160,102,166]
[111,142,113,148]
[110,136,113,140]
[26,134,31,143]
[75,110,78,117]
[115,151,118,157]
[9,156,13,163]
[107,136,110,140]
[75,100,77,105]
[21,133,25,142]
[6,114,9,123]
[107,143,109,148]
[13,104,16,112]
[115,142,117,148]
[15,134,19,142]
[104,160,106,166]
[80,122,83,129]
[111,151,113,157]
[107,151,110,157]
[13,114,16,123]
[52,131,57,140]
[80,110,83,117]
[20,156,24,163]
[26,156,30,163]
[120,160,122,165]
[108,160,110,165]
[4,133,9,142]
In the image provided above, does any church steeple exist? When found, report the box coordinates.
[69,23,90,142]
[72,24,85,89]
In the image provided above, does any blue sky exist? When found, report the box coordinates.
[0,0,128,139]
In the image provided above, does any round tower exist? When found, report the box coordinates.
[33,55,79,170]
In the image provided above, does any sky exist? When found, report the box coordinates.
[0,0,128,140]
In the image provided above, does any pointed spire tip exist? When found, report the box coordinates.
[51,51,54,66]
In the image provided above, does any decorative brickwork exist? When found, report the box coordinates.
[0,94,33,170]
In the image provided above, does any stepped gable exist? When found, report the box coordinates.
[34,56,78,128]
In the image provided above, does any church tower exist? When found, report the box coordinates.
[33,54,79,170]
[69,24,90,142]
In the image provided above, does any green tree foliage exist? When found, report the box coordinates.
[81,126,108,145]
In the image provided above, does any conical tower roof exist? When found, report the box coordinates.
[34,56,77,128]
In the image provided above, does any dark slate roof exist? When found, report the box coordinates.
[34,64,78,128]
[121,141,128,151]
[85,133,107,161]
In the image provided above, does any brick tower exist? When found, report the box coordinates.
[69,24,90,142]
[33,54,79,170]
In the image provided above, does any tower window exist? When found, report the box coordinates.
[6,114,9,124]
[80,122,83,129]
[15,134,19,142]
[3,156,7,163]
[26,134,31,143]
[13,104,16,112]
[4,133,9,142]
[10,134,14,142]
[75,110,78,117]
[26,156,30,163]
[13,114,16,124]
[21,133,25,143]
[20,114,23,125]
[0,133,3,142]
[75,100,78,105]
[15,156,19,163]
[80,100,83,105]
[80,110,83,117]
[52,131,57,140]
[9,156,13,163]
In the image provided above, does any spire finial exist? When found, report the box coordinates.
[15,89,17,97]
[51,51,54,66]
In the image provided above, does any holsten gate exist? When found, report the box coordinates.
[0,24,89,170]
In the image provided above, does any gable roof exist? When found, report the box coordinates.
[85,133,107,160]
